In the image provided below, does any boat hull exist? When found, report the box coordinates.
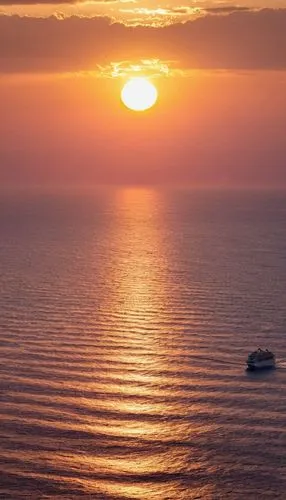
[246,360,276,371]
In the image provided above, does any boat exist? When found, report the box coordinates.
[246,348,276,370]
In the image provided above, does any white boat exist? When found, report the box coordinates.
[246,348,276,370]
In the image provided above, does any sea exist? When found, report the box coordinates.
[0,187,285,499]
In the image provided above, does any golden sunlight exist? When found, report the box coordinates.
[121,77,158,111]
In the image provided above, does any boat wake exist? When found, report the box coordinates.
[193,355,286,370]
[277,360,286,369]
[193,356,241,367]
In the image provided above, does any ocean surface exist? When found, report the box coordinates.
[0,188,285,499]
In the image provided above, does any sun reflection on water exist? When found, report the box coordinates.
[87,188,201,498]
[98,188,169,387]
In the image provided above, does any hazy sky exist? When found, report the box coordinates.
[1,1,286,186]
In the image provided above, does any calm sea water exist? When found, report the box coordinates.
[0,188,285,499]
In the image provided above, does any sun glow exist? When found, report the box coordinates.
[121,78,158,111]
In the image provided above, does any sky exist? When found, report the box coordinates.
[1,1,286,187]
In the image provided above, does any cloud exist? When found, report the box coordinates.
[120,6,197,17]
[205,6,252,14]
[0,9,286,73]
[97,59,175,78]
[169,7,193,15]
[118,6,199,26]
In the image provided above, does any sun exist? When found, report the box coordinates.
[121,77,158,112]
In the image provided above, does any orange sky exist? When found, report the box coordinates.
[1,4,286,186]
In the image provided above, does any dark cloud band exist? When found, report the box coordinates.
[0,9,286,73]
